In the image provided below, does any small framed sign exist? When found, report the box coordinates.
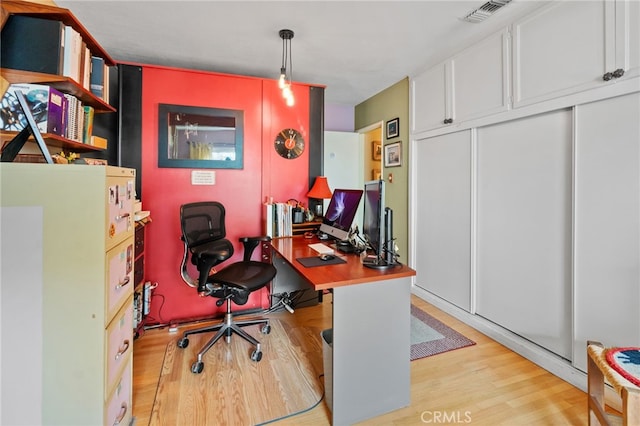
[386,117,399,139]
[384,141,402,167]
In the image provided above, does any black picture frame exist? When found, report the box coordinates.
[386,117,399,139]
[158,103,244,169]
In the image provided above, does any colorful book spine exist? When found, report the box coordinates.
[83,106,95,144]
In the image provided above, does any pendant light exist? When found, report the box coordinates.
[278,29,295,107]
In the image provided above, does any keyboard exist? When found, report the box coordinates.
[308,243,334,255]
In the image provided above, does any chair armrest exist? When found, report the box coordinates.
[239,236,272,262]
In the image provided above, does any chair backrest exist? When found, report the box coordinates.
[180,202,227,248]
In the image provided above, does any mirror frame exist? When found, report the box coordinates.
[157,103,244,169]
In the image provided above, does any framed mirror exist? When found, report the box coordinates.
[158,103,244,169]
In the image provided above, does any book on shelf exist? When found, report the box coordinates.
[64,94,81,141]
[82,106,95,144]
[62,25,82,82]
[0,15,65,75]
[80,43,92,90]
[90,135,108,149]
[264,202,293,238]
[90,56,105,99]
[1,83,67,137]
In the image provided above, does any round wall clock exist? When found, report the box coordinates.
[274,128,305,159]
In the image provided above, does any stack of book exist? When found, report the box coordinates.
[264,202,294,238]
[1,83,102,146]
[0,14,111,103]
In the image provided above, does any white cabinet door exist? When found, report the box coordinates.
[573,92,640,372]
[451,28,510,123]
[476,109,573,359]
[412,28,510,134]
[411,61,449,134]
[414,130,471,311]
[512,0,628,108]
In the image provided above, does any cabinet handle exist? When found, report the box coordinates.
[603,72,614,81]
[113,402,127,425]
[115,213,130,221]
[443,118,453,124]
[612,68,625,79]
[116,276,130,289]
[115,339,130,360]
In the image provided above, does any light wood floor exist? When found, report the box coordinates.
[133,294,589,425]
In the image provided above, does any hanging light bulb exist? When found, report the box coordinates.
[278,29,295,107]
[282,83,295,106]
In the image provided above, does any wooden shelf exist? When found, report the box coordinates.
[0,130,105,153]
[0,0,116,161]
[0,0,115,66]
[292,221,322,235]
[1,68,115,112]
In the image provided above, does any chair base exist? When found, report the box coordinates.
[177,300,270,373]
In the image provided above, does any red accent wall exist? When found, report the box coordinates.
[140,64,314,323]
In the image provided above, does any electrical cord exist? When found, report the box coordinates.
[142,292,166,327]
[255,373,325,426]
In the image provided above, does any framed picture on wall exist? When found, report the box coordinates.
[372,141,382,160]
[386,117,399,139]
[384,141,402,167]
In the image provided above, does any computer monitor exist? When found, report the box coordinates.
[318,188,363,241]
[362,179,385,259]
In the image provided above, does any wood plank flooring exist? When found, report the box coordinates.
[133,294,589,425]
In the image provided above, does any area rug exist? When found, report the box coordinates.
[411,304,476,361]
[149,319,323,425]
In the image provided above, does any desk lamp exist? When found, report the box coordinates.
[306,176,332,219]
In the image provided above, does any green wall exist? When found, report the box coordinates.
[354,78,409,261]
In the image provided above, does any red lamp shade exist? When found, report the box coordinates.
[306,176,332,199]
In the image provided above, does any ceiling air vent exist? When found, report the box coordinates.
[462,0,512,23]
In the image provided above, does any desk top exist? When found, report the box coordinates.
[270,236,416,291]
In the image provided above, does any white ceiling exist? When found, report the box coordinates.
[56,0,547,106]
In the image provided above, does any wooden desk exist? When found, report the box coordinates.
[270,236,416,425]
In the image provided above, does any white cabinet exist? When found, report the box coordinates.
[411,61,449,133]
[411,28,510,134]
[512,0,639,108]
[413,130,472,311]
[0,164,135,426]
[451,28,511,125]
[573,92,640,372]
[476,110,573,360]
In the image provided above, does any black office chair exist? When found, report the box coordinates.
[177,201,276,374]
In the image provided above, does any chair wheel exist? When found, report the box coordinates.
[191,361,204,374]
[251,350,262,362]
[177,337,189,349]
[261,324,271,334]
